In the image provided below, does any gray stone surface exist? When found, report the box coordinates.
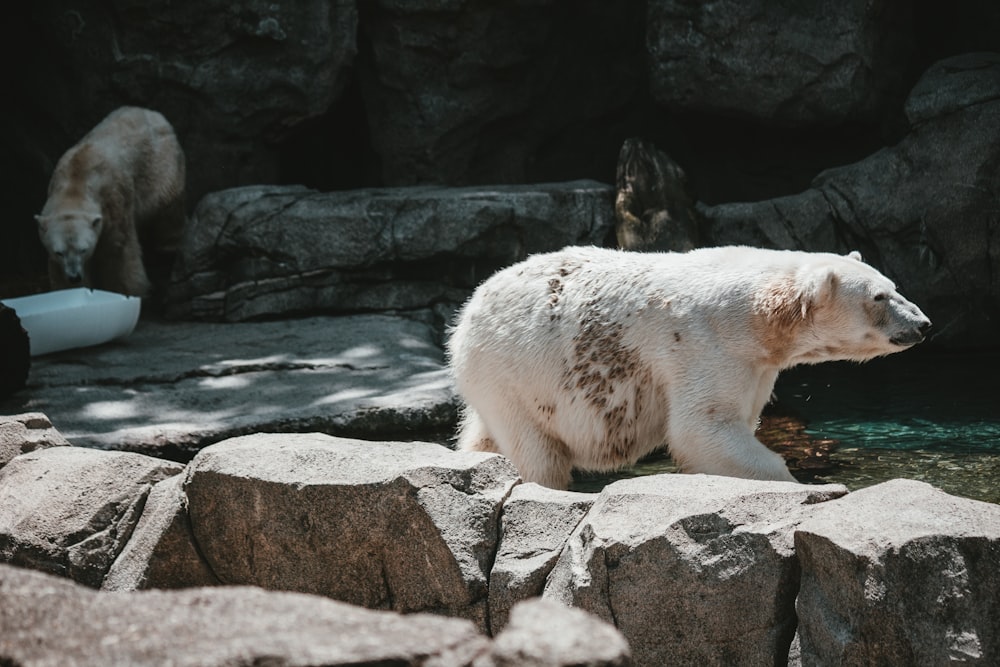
[0,313,455,459]
[646,0,913,125]
[0,412,69,469]
[0,564,492,667]
[184,433,520,631]
[703,53,1000,348]
[795,479,1000,665]
[489,483,594,633]
[544,474,847,667]
[103,474,219,591]
[478,598,632,667]
[0,447,182,588]
[164,181,614,321]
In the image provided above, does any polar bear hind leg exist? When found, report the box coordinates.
[457,406,573,489]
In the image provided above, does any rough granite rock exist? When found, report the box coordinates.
[2,564,634,667]
[489,483,594,633]
[184,433,521,631]
[646,0,914,125]
[544,474,848,667]
[476,598,632,667]
[795,479,1000,665]
[357,1,645,186]
[0,412,69,469]
[703,53,1000,348]
[165,181,615,321]
[0,314,455,459]
[102,474,219,591]
[0,447,182,588]
[0,564,491,667]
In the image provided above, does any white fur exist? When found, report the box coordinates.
[36,106,186,297]
[448,245,930,489]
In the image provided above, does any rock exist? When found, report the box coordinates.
[795,479,1000,665]
[479,598,632,667]
[703,53,1000,348]
[646,0,914,126]
[489,484,594,633]
[184,433,520,631]
[0,303,29,399]
[25,2,357,206]
[544,474,847,666]
[0,314,455,459]
[614,138,700,252]
[0,564,492,667]
[165,181,615,322]
[103,474,219,591]
[0,447,182,587]
[0,412,69,469]
[358,1,645,185]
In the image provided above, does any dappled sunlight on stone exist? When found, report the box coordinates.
[198,375,253,390]
[81,400,142,421]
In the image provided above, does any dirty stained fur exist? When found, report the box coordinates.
[448,245,930,489]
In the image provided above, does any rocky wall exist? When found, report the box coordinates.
[1,415,997,666]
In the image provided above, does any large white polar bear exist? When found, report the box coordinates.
[448,246,931,489]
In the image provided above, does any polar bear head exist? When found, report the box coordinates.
[757,251,931,366]
[36,211,103,285]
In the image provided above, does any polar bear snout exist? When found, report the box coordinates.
[887,298,931,347]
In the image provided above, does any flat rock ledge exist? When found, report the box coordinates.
[2,416,998,666]
[165,180,614,322]
[0,313,456,460]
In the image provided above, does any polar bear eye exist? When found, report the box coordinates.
[873,293,888,302]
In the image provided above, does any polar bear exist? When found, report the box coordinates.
[35,106,186,297]
[447,246,931,489]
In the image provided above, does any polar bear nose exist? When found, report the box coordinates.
[919,319,932,335]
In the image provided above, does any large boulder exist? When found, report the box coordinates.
[795,479,1000,665]
[489,483,594,633]
[703,53,1000,348]
[165,181,615,321]
[544,474,847,666]
[0,447,182,588]
[2,565,632,667]
[357,1,645,186]
[102,474,219,591]
[0,314,455,459]
[184,433,520,631]
[646,0,914,126]
[0,412,69,469]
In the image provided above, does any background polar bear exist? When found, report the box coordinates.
[35,106,186,297]
[448,245,931,489]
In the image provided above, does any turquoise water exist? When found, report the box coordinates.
[573,352,1000,504]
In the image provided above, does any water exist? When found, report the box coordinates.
[572,351,1000,504]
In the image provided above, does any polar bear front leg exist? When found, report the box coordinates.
[668,415,797,483]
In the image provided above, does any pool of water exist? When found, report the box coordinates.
[572,351,1000,504]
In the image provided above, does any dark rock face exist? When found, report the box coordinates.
[356,0,646,186]
[647,0,915,126]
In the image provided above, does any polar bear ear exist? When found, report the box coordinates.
[847,250,863,262]
[800,268,838,317]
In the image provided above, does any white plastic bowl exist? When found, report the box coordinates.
[1,288,141,356]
